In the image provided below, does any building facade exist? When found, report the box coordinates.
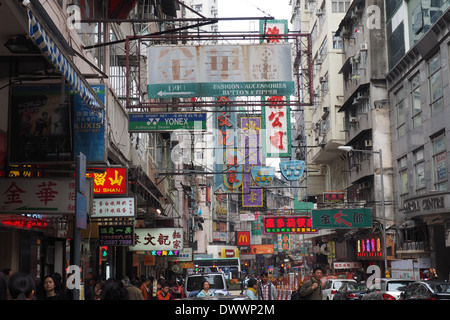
[386,1,450,279]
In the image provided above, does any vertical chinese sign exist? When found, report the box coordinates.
[262,96,291,158]
[259,20,292,159]
[216,105,243,192]
[241,117,264,208]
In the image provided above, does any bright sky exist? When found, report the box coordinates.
[217,0,292,32]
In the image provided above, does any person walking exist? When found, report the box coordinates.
[257,272,277,300]
[156,282,172,300]
[7,272,35,300]
[245,278,258,300]
[299,267,324,300]
[139,276,151,300]
[127,278,143,300]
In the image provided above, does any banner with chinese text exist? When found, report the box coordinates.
[264,216,318,234]
[0,179,76,215]
[86,167,127,195]
[262,96,291,158]
[312,208,372,229]
[130,228,184,252]
[147,44,294,98]
[98,225,134,246]
[91,197,135,218]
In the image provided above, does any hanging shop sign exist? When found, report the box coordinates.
[240,244,274,255]
[86,167,127,195]
[215,106,243,194]
[262,96,291,157]
[130,228,183,252]
[98,225,134,246]
[241,117,264,208]
[323,192,344,203]
[312,208,372,229]
[251,166,275,187]
[128,112,207,132]
[334,262,362,269]
[276,234,291,252]
[172,248,193,262]
[264,216,318,234]
[147,44,294,98]
[236,231,250,246]
[0,214,48,231]
[0,178,77,215]
[259,19,289,43]
[91,197,135,218]
[280,160,305,181]
[74,84,107,163]
[223,149,243,190]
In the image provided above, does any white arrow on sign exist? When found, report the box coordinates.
[157,90,194,97]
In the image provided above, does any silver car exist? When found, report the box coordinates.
[322,279,356,300]
[362,278,415,300]
[184,272,230,297]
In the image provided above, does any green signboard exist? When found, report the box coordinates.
[312,208,372,229]
[128,112,206,132]
[148,81,294,99]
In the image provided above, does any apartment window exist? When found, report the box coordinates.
[398,156,409,205]
[332,32,342,50]
[432,134,447,191]
[395,87,406,138]
[332,1,351,13]
[410,72,422,128]
[413,147,426,194]
[428,53,443,115]
[194,4,203,12]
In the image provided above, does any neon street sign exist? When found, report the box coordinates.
[264,216,318,234]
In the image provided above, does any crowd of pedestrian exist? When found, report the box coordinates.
[0,268,187,301]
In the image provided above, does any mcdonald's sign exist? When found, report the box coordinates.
[236,231,250,246]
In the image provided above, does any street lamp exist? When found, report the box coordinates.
[338,145,388,277]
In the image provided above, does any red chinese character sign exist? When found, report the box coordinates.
[86,167,127,195]
[130,228,184,252]
[0,179,78,214]
[264,216,318,234]
[262,96,291,158]
[259,19,289,44]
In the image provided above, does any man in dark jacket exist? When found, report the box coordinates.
[299,267,323,300]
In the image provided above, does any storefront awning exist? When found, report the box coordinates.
[26,10,103,112]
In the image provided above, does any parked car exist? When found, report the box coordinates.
[362,278,415,300]
[184,272,230,297]
[333,282,368,300]
[400,280,450,300]
[322,279,356,300]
